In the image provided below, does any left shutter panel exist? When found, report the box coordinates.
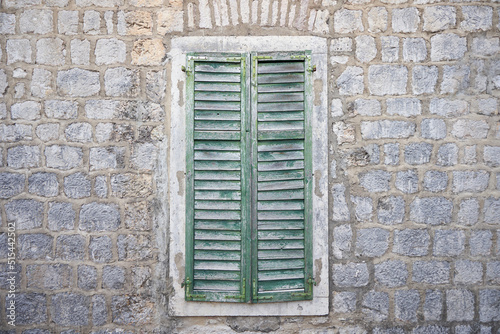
[185,55,250,302]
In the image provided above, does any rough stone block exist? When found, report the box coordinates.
[431,34,466,61]
[359,170,391,193]
[395,290,419,322]
[0,13,15,34]
[18,234,53,259]
[380,36,399,63]
[361,120,415,139]
[423,170,448,192]
[89,235,113,263]
[130,142,157,170]
[104,67,139,97]
[430,98,469,118]
[421,119,446,140]
[368,7,387,32]
[95,38,126,65]
[412,261,450,284]
[410,197,452,225]
[362,291,389,321]
[484,197,500,225]
[131,266,151,289]
[413,326,449,334]
[125,201,152,231]
[131,38,166,66]
[57,68,100,97]
[333,122,355,145]
[15,293,47,325]
[36,38,65,66]
[51,293,89,326]
[95,175,108,198]
[375,260,408,287]
[83,10,100,34]
[31,68,53,98]
[64,172,91,199]
[45,145,83,170]
[434,230,465,256]
[351,196,372,222]
[476,98,497,116]
[58,10,78,35]
[484,146,500,167]
[479,289,500,322]
[377,196,404,225]
[447,289,474,321]
[6,39,32,64]
[336,66,364,96]
[65,122,92,143]
[405,143,433,165]
[56,234,85,260]
[92,295,107,326]
[102,266,126,289]
[392,7,419,32]
[386,98,421,117]
[157,8,183,34]
[355,35,376,63]
[28,172,59,197]
[384,143,399,165]
[78,265,97,291]
[470,230,492,256]
[436,143,458,167]
[456,198,479,226]
[412,65,438,95]
[455,260,483,285]
[111,295,154,325]
[334,9,363,33]
[393,229,430,256]
[11,101,41,120]
[331,37,352,52]
[0,72,7,98]
[80,202,121,231]
[48,202,75,231]
[441,65,470,94]
[424,290,443,321]
[117,234,153,261]
[333,224,352,259]
[0,172,25,198]
[20,10,53,34]
[111,173,153,198]
[423,6,456,31]
[6,199,43,230]
[472,37,500,57]
[85,100,120,119]
[45,100,78,119]
[332,262,369,287]
[395,170,419,194]
[461,6,492,32]
[333,292,356,313]
[486,262,500,284]
[26,264,71,290]
[70,39,90,65]
[356,228,389,257]
[89,147,126,170]
[368,65,407,95]
[452,170,489,193]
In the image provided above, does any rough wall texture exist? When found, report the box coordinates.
[0,0,499,333]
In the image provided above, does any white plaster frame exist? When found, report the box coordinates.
[168,36,328,316]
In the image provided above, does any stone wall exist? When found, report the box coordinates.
[0,0,499,333]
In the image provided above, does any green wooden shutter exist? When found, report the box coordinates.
[185,54,251,302]
[250,52,313,302]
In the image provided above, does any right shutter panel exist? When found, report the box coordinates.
[251,52,313,302]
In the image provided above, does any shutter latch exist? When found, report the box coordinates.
[307,65,317,73]
[183,277,206,300]
[252,279,273,300]
[291,277,316,298]
[225,278,246,301]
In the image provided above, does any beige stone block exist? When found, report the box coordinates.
[157,8,184,34]
[129,0,163,6]
[131,39,166,65]
[125,11,152,35]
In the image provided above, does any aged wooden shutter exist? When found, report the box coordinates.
[250,52,313,302]
[185,54,251,302]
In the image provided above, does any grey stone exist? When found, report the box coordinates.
[423,170,448,192]
[58,10,79,35]
[64,172,91,199]
[131,142,158,170]
[146,70,166,102]
[368,65,407,95]
[455,260,483,284]
[486,262,500,284]
[395,290,419,322]
[413,326,449,334]
[120,100,165,122]
[330,37,353,53]
[36,38,65,66]
[92,295,107,326]
[421,119,446,140]
[410,197,452,225]
[470,230,492,256]
[392,7,419,32]
[333,224,352,259]
[334,9,363,33]
[441,65,470,95]
[83,10,100,34]
[28,172,59,197]
[131,266,152,289]
[0,13,16,34]
[431,34,467,61]
[476,98,498,116]
[354,99,381,116]
[436,143,458,166]
[333,292,356,313]
[76,0,124,6]
[45,100,78,119]
[65,122,92,143]
[110,173,153,198]
[472,37,500,57]
[31,68,53,98]
[48,202,75,231]
[455,325,472,334]
[111,295,154,325]
[89,147,126,170]
[11,101,41,120]
[423,6,456,32]
[361,120,415,139]
[15,293,47,325]
[51,293,89,326]
[333,262,369,287]
[71,39,90,65]
[45,145,83,170]
[56,235,85,260]
[338,327,367,334]
[351,196,372,222]
[355,35,376,63]
[89,236,113,263]
[461,6,492,31]
[424,290,442,321]
[356,228,389,257]
[457,198,479,226]
[18,234,53,260]
[430,98,469,118]
[20,9,53,34]
[452,170,489,193]
[373,329,404,334]
[384,143,399,165]
[124,201,152,231]
[377,196,404,225]
[375,260,408,287]
[36,124,56,142]
[95,123,113,142]
[393,229,430,257]
[80,202,121,231]
[0,71,7,97]
[395,170,419,194]
[6,199,43,230]
[102,266,126,289]
[380,36,399,62]
[362,291,389,321]
[484,197,500,225]
[386,98,421,117]
[117,234,153,261]
[95,175,108,198]
[479,289,500,322]
[447,289,474,321]
[412,65,438,95]
[0,263,21,290]
[404,143,433,165]
[434,230,465,256]
[57,68,100,97]
[403,38,427,62]
[412,261,450,284]
[332,184,350,222]
[0,172,25,198]
[337,66,364,96]
[26,264,71,290]
[359,170,391,193]
[95,38,126,65]
[484,146,500,167]
[365,145,381,165]
[368,7,387,32]
[6,39,32,64]
[105,67,139,97]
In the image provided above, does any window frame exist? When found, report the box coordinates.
[168,36,328,316]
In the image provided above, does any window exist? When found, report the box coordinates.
[168,36,328,316]
[184,52,313,303]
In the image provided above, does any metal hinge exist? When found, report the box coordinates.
[181,65,193,75]
[183,277,206,300]
[225,278,246,301]
[252,279,273,300]
[291,277,316,298]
